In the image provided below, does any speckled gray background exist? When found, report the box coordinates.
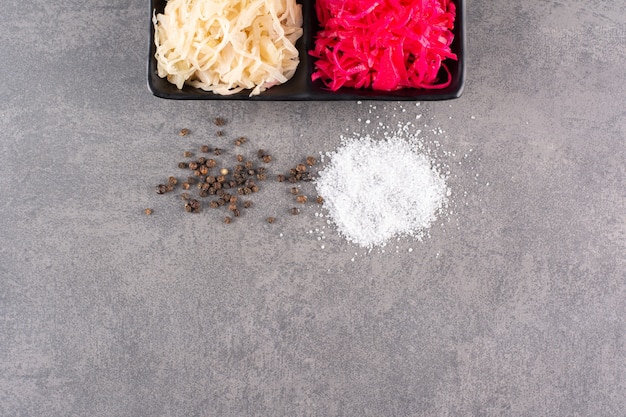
[1,1,625,416]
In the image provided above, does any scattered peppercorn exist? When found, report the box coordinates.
[276,174,285,182]
[233,209,241,217]
[224,216,232,224]
[156,184,168,194]
[316,196,324,204]
[262,155,272,163]
[200,145,210,153]
[236,154,244,162]
[267,216,275,224]
[296,163,307,173]
[197,157,207,165]
[182,182,190,190]
[179,128,189,136]
[306,156,317,166]
[214,148,222,156]
[178,162,188,169]
[183,151,193,158]
[180,192,190,200]
[199,165,209,175]
[185,199,201,213]
[290,187,300,195]
[209,201,219,209]
[206,159,217,168]
[290,207,300,215]
[243,200,253,208]
[296,195,308,204]
[216,130,224,137]
[214,117,226,126]
[188,161,199,170]
[144,208,153,215]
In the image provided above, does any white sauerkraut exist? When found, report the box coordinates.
[153,0,303,96]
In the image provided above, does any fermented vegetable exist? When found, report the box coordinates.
[310,0,457,91]
[153,0,303,96]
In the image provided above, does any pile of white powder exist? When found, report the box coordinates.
[315,134,449,248]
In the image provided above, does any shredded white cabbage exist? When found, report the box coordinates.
[153,0,303,96]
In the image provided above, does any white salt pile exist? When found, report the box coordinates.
[315,135,449,248]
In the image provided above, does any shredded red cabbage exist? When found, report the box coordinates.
[310,0,457,91]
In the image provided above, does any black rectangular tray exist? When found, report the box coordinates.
[147,0,465,101]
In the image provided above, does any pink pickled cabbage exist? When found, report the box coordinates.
[310,0,457,91]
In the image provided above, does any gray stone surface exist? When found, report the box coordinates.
[1,1,625,416]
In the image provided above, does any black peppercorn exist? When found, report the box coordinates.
[200,145,210,153]
[296,195,308,204]
[224,216,232,224]
[179,128,189,136]
[214,117,226,126]
[185,199,201,213]
[267,217,275,224]
[156,184,168,194]
[178,162,188,169]
[188,161,199,170]
[306,156,317,166]
[290,207,300,215]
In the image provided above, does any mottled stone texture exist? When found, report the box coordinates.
[0,1,624,416]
